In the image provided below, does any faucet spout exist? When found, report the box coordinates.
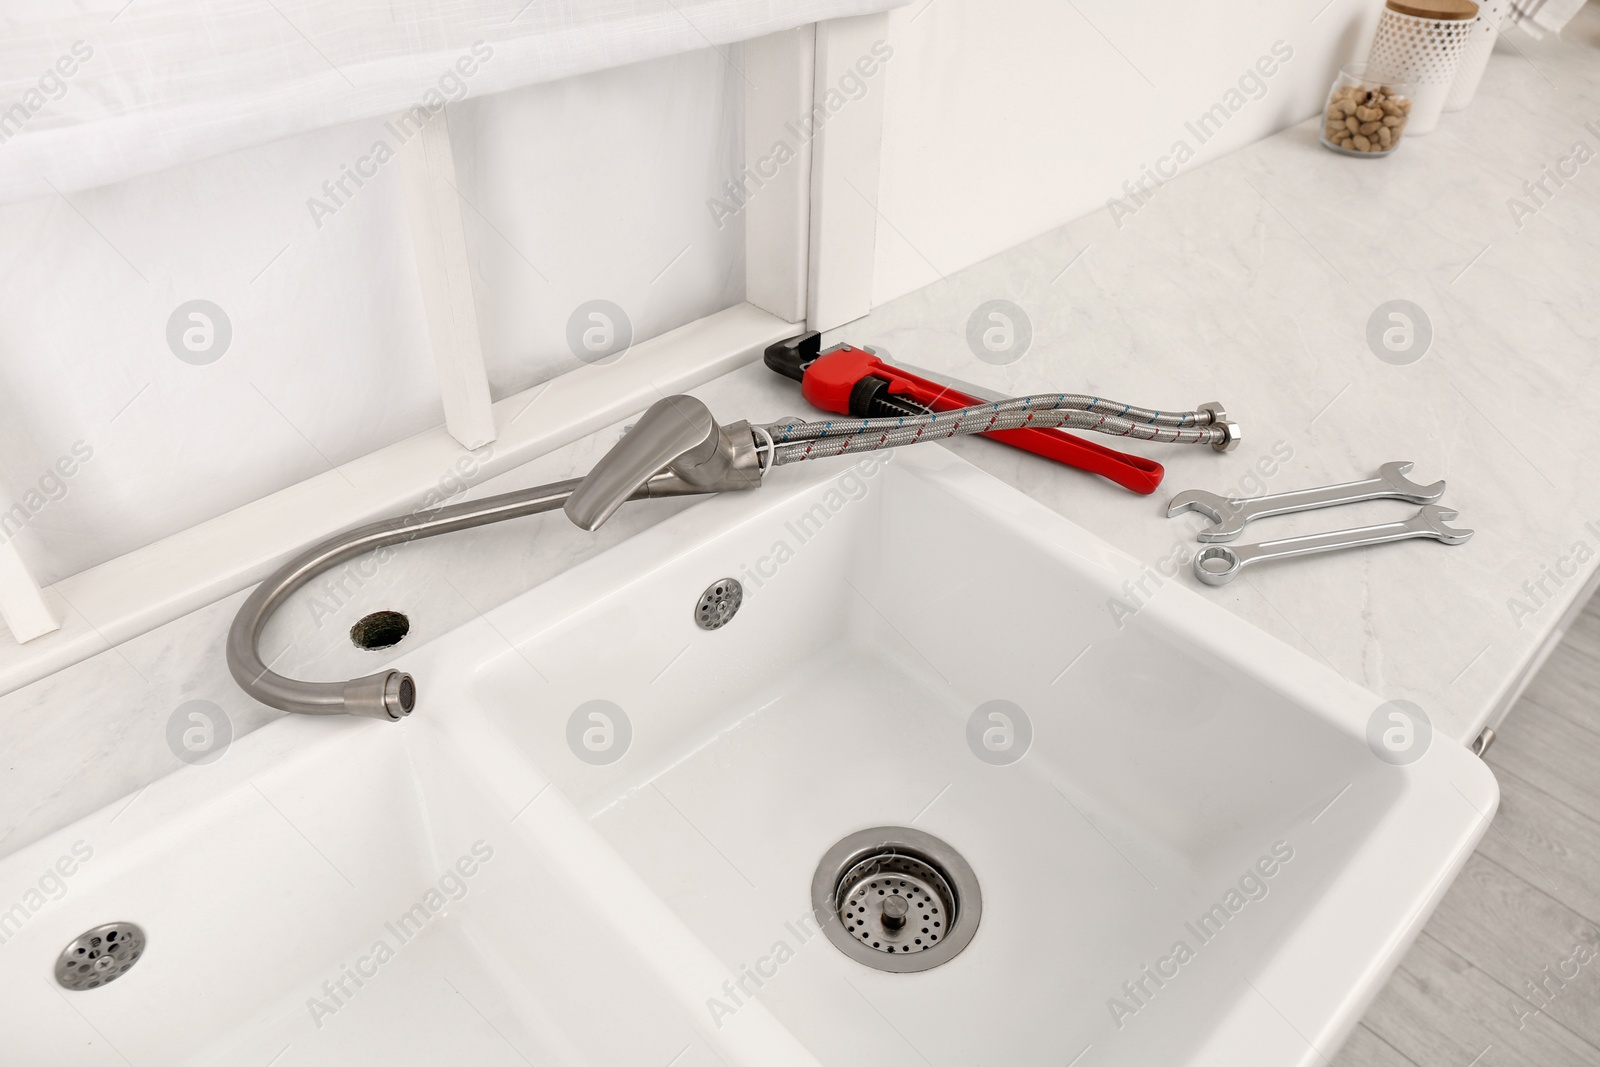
[564,395,763,532]
[227,395,766,720]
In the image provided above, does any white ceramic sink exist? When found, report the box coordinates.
[0,709,765,1066]
[0,445,1496,1066]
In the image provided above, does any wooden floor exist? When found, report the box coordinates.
[1333,593,1600,1067]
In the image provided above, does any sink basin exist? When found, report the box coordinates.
[0,710,769,1067]
[0,445,1496,1066]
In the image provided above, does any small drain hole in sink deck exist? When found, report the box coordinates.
[694,579,742,630]
[350,611,410,650]
[55,922,146,991]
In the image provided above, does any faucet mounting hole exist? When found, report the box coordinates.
[350,610,410,650]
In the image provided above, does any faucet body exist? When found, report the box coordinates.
[228,379,1233,720]
[227,396,762,720]
[565,396,762,530]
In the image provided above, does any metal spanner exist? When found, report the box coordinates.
[1167,461,1445,542]
[1192,504,1473,586]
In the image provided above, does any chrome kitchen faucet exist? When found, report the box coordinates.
[229,389,1236,718]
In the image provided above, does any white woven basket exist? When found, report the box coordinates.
[1367,5,1478,133]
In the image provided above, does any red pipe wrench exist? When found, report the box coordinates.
[764,332,1164,495]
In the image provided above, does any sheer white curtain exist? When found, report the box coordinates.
[0,0,905,204]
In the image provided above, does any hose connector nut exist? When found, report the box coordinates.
[1198,402,1242,453]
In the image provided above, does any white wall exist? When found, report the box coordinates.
[452,49,745,400]
[1,3,1397,588]
[871,0,1386,306]
[0,46,744,586]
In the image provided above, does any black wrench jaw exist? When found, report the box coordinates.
[764,331,822,382]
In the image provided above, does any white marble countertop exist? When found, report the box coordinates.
[794,18,1600,749]
[4,19,1598,860]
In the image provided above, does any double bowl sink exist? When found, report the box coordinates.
[0,445,1496,1065]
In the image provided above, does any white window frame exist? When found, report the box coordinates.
[0,13,891,694]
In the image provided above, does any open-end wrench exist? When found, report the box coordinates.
[1192,504,1473,586]
[1167,461,1445,543]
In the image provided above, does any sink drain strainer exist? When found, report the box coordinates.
[812,826,981,973]
[54,922,145,991]
[694,578,742,631]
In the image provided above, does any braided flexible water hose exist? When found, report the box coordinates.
[759,394,1230,466]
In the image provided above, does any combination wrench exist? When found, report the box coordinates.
[1192,504,1473,585]
[1167,461,1445,542]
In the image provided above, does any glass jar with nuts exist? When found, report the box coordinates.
[1320,64,1413,156]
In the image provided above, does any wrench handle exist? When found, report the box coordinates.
[1179,464,1446,542]
[1194,513,1445,585]
[1224,476,1392,521]
[1195,477,1420,544]
[1231,517,1428,564]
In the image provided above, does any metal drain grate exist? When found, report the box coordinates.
[694,579,742,630]
[812,827,981,973]
[55,922,145,991]
[838,853,952,954]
